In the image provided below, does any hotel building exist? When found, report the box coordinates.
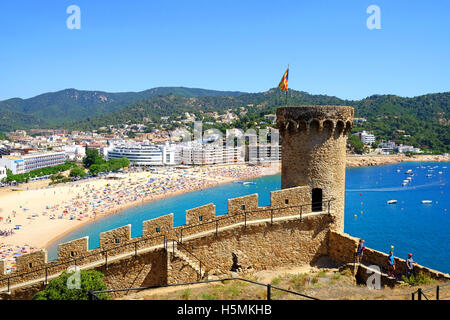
[106,143,180,166]
[0,151,66,174]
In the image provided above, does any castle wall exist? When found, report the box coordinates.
[143,214,174,237]
[57,237,89,261]
[328,231,450,281]
[167,255,199,284]
[186,203,216,225]
[16,250,48,273]
[99,225,131,249]
[0,260,5,276]
[97,249,167,299]
[180,214,332,275]
[228,194,259,214]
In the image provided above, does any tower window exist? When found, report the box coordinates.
[285,199,289,205]
[115,238,120,244]
[156,227,160,233]
[241,204,245,211]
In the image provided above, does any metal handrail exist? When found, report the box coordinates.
[0,234,167,292]
[167,239,207,279]
[178,199,334,243]
[412,282,450,300]
[89,277,320,300]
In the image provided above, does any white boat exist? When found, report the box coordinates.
[403,180,410,183]
[426,174,432,177]
[405,169,412,174]
[402,182,408,186]
[421,200,432,204]
[387,200,397,204]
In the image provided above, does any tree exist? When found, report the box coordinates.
[348,134,365,154]
[33,270,109,300]
[83,148,104,168]
[69,167,87,178]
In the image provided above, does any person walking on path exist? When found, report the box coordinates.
[406,253,415,278]
[387,251,396,277]
[356,239,365,264]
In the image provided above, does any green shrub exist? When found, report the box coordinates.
[401,272,435,286]
[179,288,192,300]
[271,276,281,285]
[290,273,309,290]
[317,270,326,278]
[33,270,109,300]
[199,293,217,300]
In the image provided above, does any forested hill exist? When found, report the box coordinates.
[0,87,245,131]
[0,87,448,152]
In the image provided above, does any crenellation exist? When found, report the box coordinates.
[277,105,354,232]
[228,194,259,215]
[0,260,5,276]
[57,236,89,261]
[16,249,48,273]
[142,214,174,237]
[186,203,216,225]
[99,225,131,249]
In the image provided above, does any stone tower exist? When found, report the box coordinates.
[276,106,354,232]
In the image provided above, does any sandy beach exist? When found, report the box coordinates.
[0,154,448,273]
[0,164,279,272]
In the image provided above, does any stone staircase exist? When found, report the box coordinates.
[340,262,405,288]
[170,242,206,280]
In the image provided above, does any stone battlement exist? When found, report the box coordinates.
[0,185,325,291]
[276,105,354,136]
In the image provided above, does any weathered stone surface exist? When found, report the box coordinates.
[186,203,216,225]
[57,237,89,261]
[277,105,354,233]
[16,250,48,273]
[143,213,174,237]
[228,194,259,215]
[99,225,131,249]
[0,260,5,276]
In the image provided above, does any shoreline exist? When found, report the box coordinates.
[345,154,449,168]
[41,168,275,250]
[42,155,449,250]
[1,155,448,259]
[0,164,280,257]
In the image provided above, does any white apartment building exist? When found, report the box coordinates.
[107,143,180,166]
[248,144,281,164]
[179,141,245,165]
[354,131,375,145]
[0,151,66,174]
[62,144,86,162]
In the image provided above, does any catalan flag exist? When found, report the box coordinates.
[278,67,289,91]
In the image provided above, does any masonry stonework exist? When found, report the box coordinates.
[277,105,354,232]
[57,237,89,260]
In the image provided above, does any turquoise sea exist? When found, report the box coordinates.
[46,162,449,273]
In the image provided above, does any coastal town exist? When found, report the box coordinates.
[0,121,447,275]
[0,1,449,306]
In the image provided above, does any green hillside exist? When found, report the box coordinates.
[0,87,245,130]
[1,87,448,153]
[63,89,449,153]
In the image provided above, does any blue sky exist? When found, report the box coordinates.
[0,0,449,100]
